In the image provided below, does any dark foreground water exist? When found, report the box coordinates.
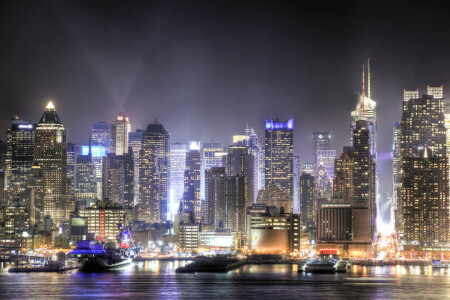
[1,261,449,299]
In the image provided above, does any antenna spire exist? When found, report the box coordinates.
[367,57,371,99]
[362,64,366,118]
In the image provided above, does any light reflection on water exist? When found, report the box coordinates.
[0,262,449,299]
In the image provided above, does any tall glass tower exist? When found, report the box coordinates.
[264,118,294,208]
[34,101,69,225]
[170,142,187,217]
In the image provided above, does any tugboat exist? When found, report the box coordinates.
[305,249,340,273]
[69,223,140,271]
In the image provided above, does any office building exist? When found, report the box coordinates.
[401,148,449,252]
[332,150,354,205]
[181,143,201,219]
[75,154,96,208]
[128,129,143,205]
[140,121,170,221]
[200,142,225,201]
[102,151,134,208]
[264,118,294,201]
[34,101,69,225]
[170,142,187,216]
[300,172,315,228]
[205,167,226,229]
[110,112,130,156]
[312,131,330,171]
[5,116,35,193]
[352,120,376,238]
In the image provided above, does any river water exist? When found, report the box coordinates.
[1,261,449,299]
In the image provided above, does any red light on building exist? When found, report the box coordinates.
[319,249,338,255]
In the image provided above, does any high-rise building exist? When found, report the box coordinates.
[300,172,315,228]
[200,142,225,201]
[138,141,159,223]
[316,150,336,180]
[332,150,354,205]
[140,122,170,221]
[399,87,448,252]
[225,175,247,247]
[301,163,314,175]
[66,143,78,199]
[401,148,449,251]
[170,142,187,217]
[128,129,143,205]
[181,143,201,220]
[400,92,446,158]
[102,151,134,208]
[75,154,96,208]
[34,101,69,225]
[91,122,111,151]
[264,118,294,201]
[205,167,226,229]
[352,120,376,239]
[5,116,35,193]
[350,62,377,159]
[91,122,111,200]
[110,112,130,156]
[312,132,330,171]
[392,122,401,233]
[226,143,255,206]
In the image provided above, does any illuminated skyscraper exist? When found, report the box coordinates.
[401,149,449,251]
[200,142,225,201]
[91,122,111,200]
[264,118,294,203]
[352,120,376,239]
[110,112,130,156]
[75,153,96,208]
[140,122,170,220]
[350,62,377,159]
[332,149,354,205]
[225,175,246,247]
[91,122,111,151]
[399,88,448,251]
[34,101,69,225]
[205,167,226,229]
[392,122,401,233]
[316,149,336,180]
[181,142,201,220]
[170,142,187,216]
[138,142,159,223]
[300,172,315,228]
[312,131,330,171]
[66,143,79,199]
[5,116,35,193]
[102,150,134,208]
[128,129,143,205]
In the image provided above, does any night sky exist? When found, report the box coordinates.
[2,0,450,222]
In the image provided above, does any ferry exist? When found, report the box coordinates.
[305,249,340,273]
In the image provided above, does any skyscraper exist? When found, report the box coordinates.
[300,172,315,228]
[140,122,170,220]
[128,129,143,205]
[200,142,225,201]
[392,122,401,233]
[205,167,226,229]
[110,112,130,156]
[102,151,134,208]
[401,148,449,251]
[399,87,448,252]
[66,143,78,199]
[332,149,354,205]
[91,122,111,200]
[5,116,35,193]
[75,153,96,208]
[264,118,294,202]
[312,131,330,171]
[350,62,377,159]
[225,175,246,247]
[138,141,159,223]
[182,142,201,220]
[170,142,187,216]
[34,101,69,225]
[352,120,376,238]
